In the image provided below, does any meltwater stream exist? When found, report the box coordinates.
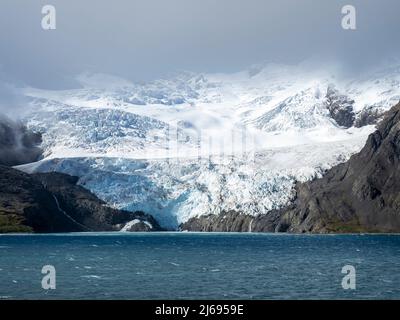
[0,233,399,299]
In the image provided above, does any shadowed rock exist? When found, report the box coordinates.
[325,86,355,128]
[0,165,161,233]
[0,116,42,166]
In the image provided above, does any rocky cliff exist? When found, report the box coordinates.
[0,165,161,233]
[0,117,43,166]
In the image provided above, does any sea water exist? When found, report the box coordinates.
[0,232,399,299]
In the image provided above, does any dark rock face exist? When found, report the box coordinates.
[325,86,355,128]
[182,102,400,233]
[0,166,161,233]
[355,106,384,127]
[0,165,76,233]
[180,211,280,232]
[0,117,43,166]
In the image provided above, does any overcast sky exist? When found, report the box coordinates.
[0,0,400,88]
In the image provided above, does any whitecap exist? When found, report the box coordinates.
[81,275,102,279]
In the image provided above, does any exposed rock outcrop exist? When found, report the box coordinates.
[0,117,42,166]
[180,211,280,232]
[0,165,161,233]
[355,106,384,127]
[325,86,355,128]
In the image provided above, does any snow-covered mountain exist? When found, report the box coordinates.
[17,62,400,229]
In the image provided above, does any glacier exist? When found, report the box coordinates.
[16,62,400,229]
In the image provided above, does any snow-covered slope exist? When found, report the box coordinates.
[27,99,195,159]
[17,62,400,229]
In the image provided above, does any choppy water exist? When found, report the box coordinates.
[0,232,399,299]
